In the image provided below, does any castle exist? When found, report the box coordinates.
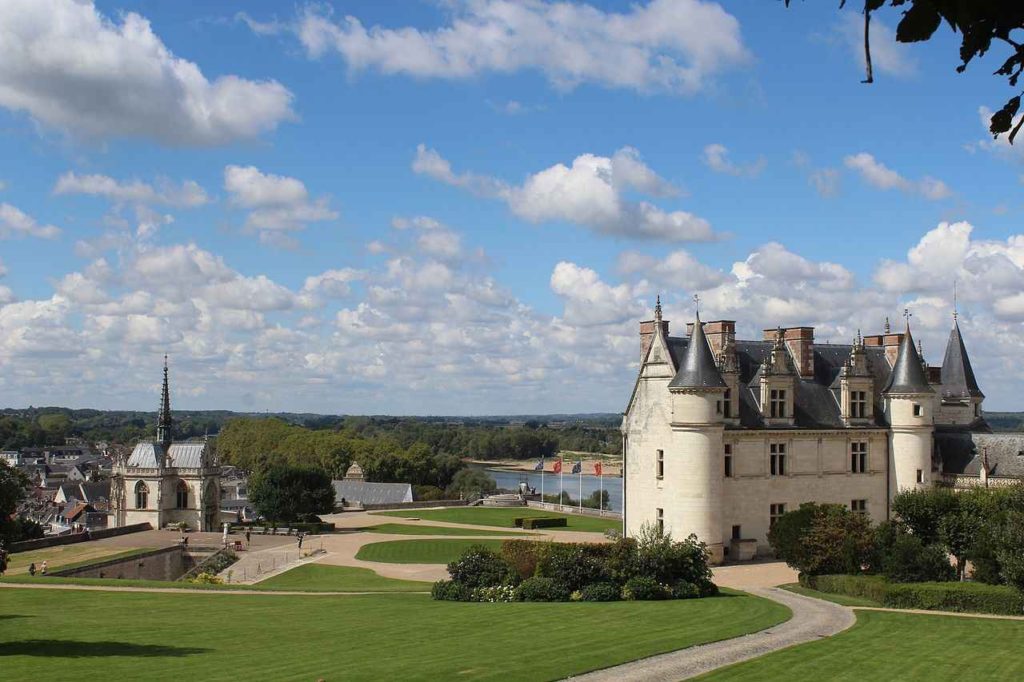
[110,359,221,531]
[622,298,1022,563]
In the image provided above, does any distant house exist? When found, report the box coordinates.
[0,451,19,466]
[332,463,413,510]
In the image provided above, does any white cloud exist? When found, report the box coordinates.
[838,12,917,78]
[0,0,294,145]
[54,172,210,207]
[550,262,644,327]
[414,145,719,242]
[224,166,338,242]
[844,153,952,200]
[302,268,364,299]
[808,168,841,197]
[618,249,727,291]
[0,203,61,239]
[291,0,749,95]
[702,143,765,177]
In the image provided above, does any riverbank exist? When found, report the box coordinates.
[466,455,622,477]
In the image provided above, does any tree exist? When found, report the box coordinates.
[769,502,873,575]
[785,2,1024,142]
[891,487,959,545]
[0,461,31,546]
[446,469,498,499]
[248,464,335,524]
[767,502,821,571]
[996,510,1024,593]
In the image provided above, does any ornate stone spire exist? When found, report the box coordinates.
[654,294,662,322]
[156,355,173,448]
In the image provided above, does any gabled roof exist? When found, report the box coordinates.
[127,442,208,469]
[332,480,413,506]
[937,431,1024,478]
[883,327,933,395]
[667,315,726,389]
[941,322,983,399]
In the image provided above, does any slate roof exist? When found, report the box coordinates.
[937,431,1024,478]
[80,481,110,502]
[883,328,932,395]
[667,316,727,389]
[941,322,984,399]
[127,442,208,469]
[332,480,413,506]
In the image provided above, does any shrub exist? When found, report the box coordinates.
[413,485,448,502]
[623,576,671,601]
[187,572,223,585]
[629,524,714,587]
[501,540,549,580]
[431,579,475,601]
[891,487,961,545]
[581,582,621,602]
[767,503,820,568]
[997,510,1024,592]
[515,576,570,602]
[802,574,1024,616]
[520,517,568,530]
[800,573,889,604]
[537,543,611,592]
[875,528,954,583]
[446,545,513,588]
[671,581,700,599]
[470,585,517,603]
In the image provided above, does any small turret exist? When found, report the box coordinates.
[884,315,935,498]
[883,326,932,396]
[669,311,727,390]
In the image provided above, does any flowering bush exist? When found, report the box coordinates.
[471,585,516,603]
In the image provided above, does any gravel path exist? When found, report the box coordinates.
[568,587,855,681]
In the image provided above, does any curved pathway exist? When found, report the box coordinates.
[569,587,855,681]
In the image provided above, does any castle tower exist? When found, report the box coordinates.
[666,311,726,563]
[939,317,984,425]
[883,320,934,498]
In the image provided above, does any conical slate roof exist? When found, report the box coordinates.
[941,322,983,399]
[883,326,933,395]
[668,314,727,389]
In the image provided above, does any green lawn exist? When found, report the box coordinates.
[780,583,882,607]
[3,544,157,575]
[359,522,532,537]
[256,563,431,592]
[355,538,506,564]
[0,588,788,681]
[375,507,621,533]
[699,610,1024,681]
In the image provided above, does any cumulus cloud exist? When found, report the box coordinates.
[0,203,61,239]
[0,0,294,145]
[224,166,338,244]
[702,143,765,177]
[618,249,727,291]
[844,153,952,200]
[414,145,720,242]
[289,0,749,95]
[808,168,841,198]
[54,172,210,208]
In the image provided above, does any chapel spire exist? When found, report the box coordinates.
[156,355,173,447]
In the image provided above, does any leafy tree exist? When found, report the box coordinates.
[997,510,1024,592]
[248,464,335,524]
[767,502,821,570]
[0,461,31,546]
[446,469,497,499]
[801,505,875,575]
[784,2,1024,142]
[891,487,960,545]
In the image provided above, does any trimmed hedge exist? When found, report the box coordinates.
[514,576,569,602]
[514,517,568,530]
[801,573,1024,616]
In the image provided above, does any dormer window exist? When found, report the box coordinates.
[770,389,787,418]
[850,391,868,418]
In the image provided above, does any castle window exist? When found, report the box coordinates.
[656,450,664,480]
[176,480,189,509]
[716,400,723,415]
[770,503,787,528]
[724,444,733,478]
[850,391,868,418]
[770,443,787,476]
[732,525,742,540]
[134,481,149,510]
[770,389,787,418]
[913,403,922,417]
[975,403,980,417]
[656,508,664,535]
[851,499,868,515]
[850,442,868,474]
[916,469,924,484]
[723,389,732,418]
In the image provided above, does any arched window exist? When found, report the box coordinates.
[176,480,189,509]
[134,481,149,509]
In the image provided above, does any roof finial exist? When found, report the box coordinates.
[692,293,700,320]
[903,308,912,330]
[884,316,891,334]
[654,294,662,322]
[953,279,959,324]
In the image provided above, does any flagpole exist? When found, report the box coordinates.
[578,462,582,513]
[599,463,603,514]
[559,460,563,511]
[541,460,545,507]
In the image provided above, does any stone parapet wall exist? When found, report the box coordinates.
[10,522,152,553]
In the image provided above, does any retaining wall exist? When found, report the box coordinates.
[10,523,152,553]
[51,546,188,581]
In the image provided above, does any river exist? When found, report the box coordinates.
[467,463,623,512]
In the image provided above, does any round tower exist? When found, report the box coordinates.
[883,321,935,499]
[667,312,726,563]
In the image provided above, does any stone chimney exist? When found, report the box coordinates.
[640,319,670,362]
[763,326,814,378]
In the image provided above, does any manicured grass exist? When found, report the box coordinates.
[356,538,506,564]
[4,543,156,575]
[780,583,882,607]
[376,507,622,533]
[699,610,1024,681]
[359,522,532,537]
[0,588,788,681]
[256,563,431,592]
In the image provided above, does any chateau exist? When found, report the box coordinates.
[110,359,221,531]
[623,299,1021,563]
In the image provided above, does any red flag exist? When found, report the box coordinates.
[553,459,562,474]
[594,461,603,476]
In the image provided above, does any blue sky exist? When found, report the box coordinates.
[1,0,1023,414]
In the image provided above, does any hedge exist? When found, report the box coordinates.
[801,574,1024,616]
[513,517,567,530]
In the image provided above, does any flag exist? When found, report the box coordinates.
[534,458,544,471]
[594,461,603,476]
[571,460,582,474]
[553,459,562,474]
